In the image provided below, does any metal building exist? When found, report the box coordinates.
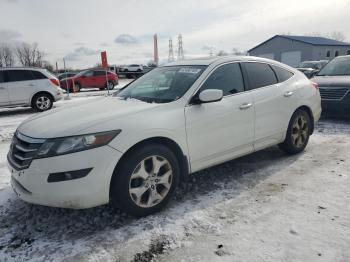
[248,35,350,67]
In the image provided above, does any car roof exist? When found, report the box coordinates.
[163,55,286,67]
[0,67,47,71]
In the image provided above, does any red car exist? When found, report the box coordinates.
[60,69,118,92]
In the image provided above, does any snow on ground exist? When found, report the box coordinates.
[0,92,349,262]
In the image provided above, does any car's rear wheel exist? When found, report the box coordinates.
[110,144,180,217]
[32,93,53,112]
[279,109,311,154]
[107,81,114,90]
[74,83,81,92]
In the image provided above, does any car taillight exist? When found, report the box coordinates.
[311,81,319,89]
[50,78,60,87]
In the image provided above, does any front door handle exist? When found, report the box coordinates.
[284,91,294,97]
[239,103,252,110]
[29,84,36,87]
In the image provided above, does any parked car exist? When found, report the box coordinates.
[0,67,63,111]
[8,56,321,216]
[312,55,350,115]
[57,72,76,81]
[120,64,143,72]
[60,69,118,92]
[296,60,328,78]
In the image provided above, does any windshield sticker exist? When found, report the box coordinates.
[178,68,201,74]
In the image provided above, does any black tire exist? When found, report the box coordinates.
[107,81,114,90]
[279,109,311,154]
[74,83,81,92]
[110,144,180,217]
[31,93,53,112]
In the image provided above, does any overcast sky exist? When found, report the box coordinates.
[0,0,349,69]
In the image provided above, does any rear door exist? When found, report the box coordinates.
[6,70,37,105]
[0,71,10,106]
[242,62,297,150]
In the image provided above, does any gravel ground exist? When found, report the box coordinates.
[0,94,349,262]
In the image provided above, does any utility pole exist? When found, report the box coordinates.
[177,34,184,61]
[168,38,174,62]
[63,58,70,100]
[153,34,159,66]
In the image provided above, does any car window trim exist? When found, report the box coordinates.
[269,64,295,83]
[187,61,247,105]
[6,69,35,83]
[241,61,281,91]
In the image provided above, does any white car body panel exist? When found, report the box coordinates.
[8,56,321,209]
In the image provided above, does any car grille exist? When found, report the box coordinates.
[319,87,350,100]
[7,131,45,170]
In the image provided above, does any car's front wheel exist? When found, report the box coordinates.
[110,144,180,217]
[32,93,53,112]
[279,109,311,154]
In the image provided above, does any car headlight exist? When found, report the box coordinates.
[35,130,121,158]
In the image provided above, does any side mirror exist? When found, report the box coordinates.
[197,89,223,103]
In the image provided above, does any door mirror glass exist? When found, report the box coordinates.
[198,89,223,103]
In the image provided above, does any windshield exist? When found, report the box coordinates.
[117,65,206,103]
[317,57,350,76]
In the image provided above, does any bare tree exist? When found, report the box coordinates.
[304,31,346,42]
[0,44,15,67]
[15,42,45,67]
[231,48,247,56]
[329,31,346,42]
[216,50,228,56]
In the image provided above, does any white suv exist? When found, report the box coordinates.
[120,64,143,72]
[8,57,321,216]
[0,68,63,111]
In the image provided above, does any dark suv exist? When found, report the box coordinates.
[312,55,350,115]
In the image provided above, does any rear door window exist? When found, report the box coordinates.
[243,62,278,90]
[271,65,294,83]
[200,63,245,96]
[7,70,35,82]
[0,71,5,83]
[94,71,106,76]
[31,70,47,80]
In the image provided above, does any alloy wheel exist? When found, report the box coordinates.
[291,115,309,148]
[129,155,173,208]
[36,96,51,111]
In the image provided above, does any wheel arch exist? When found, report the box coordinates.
[294,105,315,134]
[30,91,54,106]
[109,136,189,197]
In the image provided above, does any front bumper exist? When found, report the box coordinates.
[320,88,350,116]
[8,145,122,209]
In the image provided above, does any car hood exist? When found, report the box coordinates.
[312,75,350,87]
[18,97,160,138]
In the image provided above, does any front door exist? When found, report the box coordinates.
[185,63,254,172]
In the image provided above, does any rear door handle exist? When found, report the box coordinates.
[284,91,294,97]
[0,86,5,90]
[239,103,252,110]
[29,84,36,86]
